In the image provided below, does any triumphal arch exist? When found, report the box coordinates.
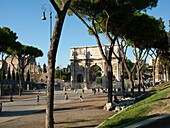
[70,45,121,89]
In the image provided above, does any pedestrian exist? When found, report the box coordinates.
[93,88,96,95]
[0,103,2,112]
[64,93,68,100]
[9,92,13,102]
[82,89,84,93]
[113,95,119,103]
[79,93,83,101]
[36,95,40,105]
[63,87,66,92]
[74,89,78,93]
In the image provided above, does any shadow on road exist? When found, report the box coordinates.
[0,109,45,117]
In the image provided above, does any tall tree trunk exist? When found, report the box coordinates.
[140,71,145,92]
[19,68,25,96]
[0,52,4,97]
[0,70,2,97]
[129,73,134,95]
[137,69,141,93]
[46,51,55,128]
[46,1,71,127]
[153,64,156,86]
[107,64,113,103]
[46,21,59,128]
[123,57,135,96]
[164,68,167,82]
[121,60,125,98]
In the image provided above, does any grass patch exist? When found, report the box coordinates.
[99,82,170,128]
[153,81,170,91]
[163,106,170,112]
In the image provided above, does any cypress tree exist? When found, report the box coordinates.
[7,67,11,80]
[2,68,6,80]
[16,72,19,81]
[12,69,15,80]
[26,70,30,81]
[43,63,47,73]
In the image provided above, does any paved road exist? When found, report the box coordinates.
[0,89,91,124]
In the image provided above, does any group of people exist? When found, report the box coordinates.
[64,88,84,101]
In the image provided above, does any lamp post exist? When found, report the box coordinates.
[41,4,53,128]
[41,4,52,41]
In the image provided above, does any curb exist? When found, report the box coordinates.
[125,114,170,128]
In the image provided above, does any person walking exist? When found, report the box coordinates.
[36,95,40,105]
[0,103,2,112]
[79,93,83,101]
[82,89,84,93]
[64,93,68,100]
[9,92,13,102]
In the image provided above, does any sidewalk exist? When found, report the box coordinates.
[125,114,170,128]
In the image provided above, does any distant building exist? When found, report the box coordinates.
[0,56,42,81]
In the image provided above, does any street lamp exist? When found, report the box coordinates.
[41,4,52,41]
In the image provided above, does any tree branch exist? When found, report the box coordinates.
[50,0,60,13]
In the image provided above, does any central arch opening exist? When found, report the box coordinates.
[89,64,102,85]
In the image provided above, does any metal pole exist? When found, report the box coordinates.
[41,4,52,42]
[50,11,52,42]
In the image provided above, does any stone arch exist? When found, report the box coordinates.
[77,74,83,83]
[89,64,102,82]
[70,45,121,89]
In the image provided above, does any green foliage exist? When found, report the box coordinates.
[70,0,158,37]
[6,41,22,55]
[141,65,153,78]
[55,69,61,78]
[95,76,102,84]
[93,65,101,73]
[122,13,167,49]
[91,65,101,81]
[8,42,43,57]
[0,27,18,52]
[123,59,136,79]
[55,66,71,81]
[126,58,134,70]
[61,75,67,80]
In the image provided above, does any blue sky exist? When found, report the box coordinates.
[0,0,169,68]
